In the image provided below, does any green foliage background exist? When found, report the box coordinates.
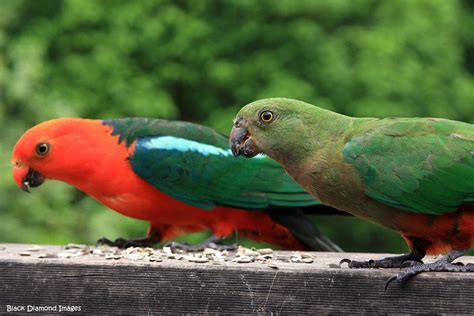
[1,0,473,253]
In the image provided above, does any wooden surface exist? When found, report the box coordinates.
[0,243,473,314]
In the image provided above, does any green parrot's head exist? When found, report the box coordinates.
[230,98,313,160]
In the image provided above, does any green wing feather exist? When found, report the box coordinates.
[104,118,316,210]
[343,118,474,215]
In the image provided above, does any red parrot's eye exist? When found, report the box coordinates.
[35,142,50,156]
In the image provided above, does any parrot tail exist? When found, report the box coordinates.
[268,208,343,252]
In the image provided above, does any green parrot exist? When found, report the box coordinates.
[230,98,474,286]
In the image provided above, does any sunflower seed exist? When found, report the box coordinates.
[38,253,57,259]
[193,257,209,263]
[57,252,73,258]
[267,262,279,269]
[256,248,273,255]
[125,254,144,261]
[105,255,122,260]
[148,255,163,262]
[64,243,87,249]
[26,246,43,252]
[235,256,253,263]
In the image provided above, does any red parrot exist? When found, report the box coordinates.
[11,117,343,251]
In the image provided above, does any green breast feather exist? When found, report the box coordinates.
[343,118,474,215]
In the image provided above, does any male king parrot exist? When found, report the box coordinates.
[12,117,343,251]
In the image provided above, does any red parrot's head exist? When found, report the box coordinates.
[11,118,112,192]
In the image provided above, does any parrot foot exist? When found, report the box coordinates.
[165,235,239,253]
[97,227,161,249]
[385,249,472,290]
[96,236,156,249]
[339,251,424,269]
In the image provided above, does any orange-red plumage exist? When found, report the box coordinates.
[399,205,474,255]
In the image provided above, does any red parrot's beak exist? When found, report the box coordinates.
[12,163,45,192]
[230,118,260,158]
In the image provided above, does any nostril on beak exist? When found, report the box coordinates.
[233,117,243,128]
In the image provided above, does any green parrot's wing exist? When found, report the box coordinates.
[104,118,316,210]
[343,118,474,215]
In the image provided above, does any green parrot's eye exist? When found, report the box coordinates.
[35,142,50,156]
[259,111,274,123]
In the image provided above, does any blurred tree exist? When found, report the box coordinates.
[1,0,473,253]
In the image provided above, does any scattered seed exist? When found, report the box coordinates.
[162,247,173,256]
[56,252,73,258]
[15,243,321,267]
[148,255,163,262]
[256,248,273,255]
[26,246,43,252]
[193,257,209,263]
[105,255,122,260]
[64,243,87,249]
[38,253,57,259]
[92,248,103,255]
[235,256,253,263]
[267,262,279,269]
[125,254,145,261]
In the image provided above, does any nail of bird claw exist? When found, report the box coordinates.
[384,276,398,291]
[339,258,352,268]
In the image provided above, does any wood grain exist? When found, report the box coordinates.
[0,244,472,314]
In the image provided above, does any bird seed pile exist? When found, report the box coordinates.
[16,244,315,268]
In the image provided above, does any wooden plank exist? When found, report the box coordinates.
[0,244,473,314]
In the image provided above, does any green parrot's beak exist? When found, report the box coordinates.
[230,119,260,158]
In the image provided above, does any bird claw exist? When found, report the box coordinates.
[339,258,376,268]
[339,252,426,269]
[384,250,473,290]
